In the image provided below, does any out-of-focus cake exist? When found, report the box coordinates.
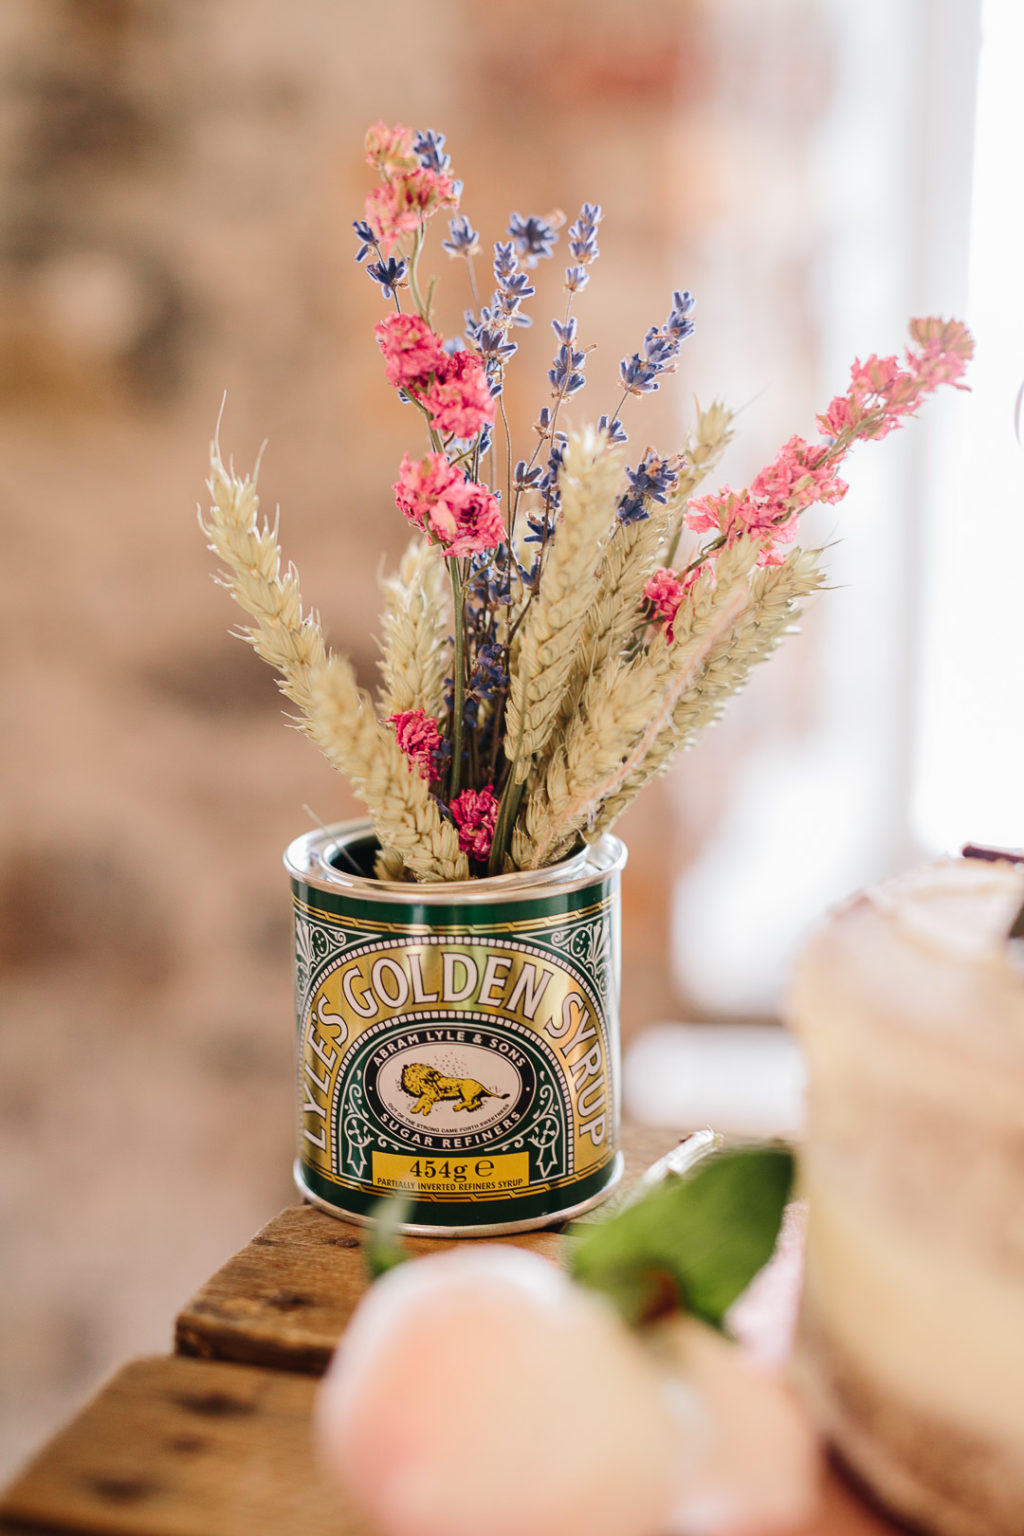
[787,857,1024,1536]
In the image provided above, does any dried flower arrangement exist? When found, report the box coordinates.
[201,122,973,883]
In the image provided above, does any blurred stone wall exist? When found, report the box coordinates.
[0,0,833,1478]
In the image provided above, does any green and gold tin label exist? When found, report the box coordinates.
[289,846,622,1231]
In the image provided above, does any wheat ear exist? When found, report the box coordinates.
[200,443,328,714]
[307,658,468,882]
[540,399,736,760]
[510,634,676,870]
[591,546,826,836]
[663,400,735,518]
[517,538,761,868]
[377,538,450,719]
[503,425,625,784]
[201,441,467,883]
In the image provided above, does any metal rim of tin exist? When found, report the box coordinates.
[284,819,627,902]
[292,1151,625,1238]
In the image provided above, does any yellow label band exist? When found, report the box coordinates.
[372,1150,530,1198]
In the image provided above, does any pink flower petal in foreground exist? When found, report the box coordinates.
[314,1247,679,1536]
[657,1316,821,1536]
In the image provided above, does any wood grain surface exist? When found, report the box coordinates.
[0,1354,893,1536]
[0,1356,366,1536]
[173,1124,680,1372]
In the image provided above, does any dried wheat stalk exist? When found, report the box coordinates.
[377,537,450,719]
[515,539,760,867]
[592,546,826,837]
[502,426,625,784]
[201,442,466,882]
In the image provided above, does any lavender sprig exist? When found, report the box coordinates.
[564,202,602,291]
[618,290,696,396]
[616,451,682,525]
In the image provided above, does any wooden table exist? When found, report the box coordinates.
[0,1127,892,1536]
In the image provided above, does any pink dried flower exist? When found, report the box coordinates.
[750,437,846,511]
[392,454,504,557]
[375,314,446,389]
[393,451,466,539]
[365,168,459,256]
[364,121,419,178]
[389,709,442,779]
[686,486,798,550]
[442,480,505,557]
[817,320,974,447]
[687,436,848,563]
[423,351,497,438]
[848,353,903,398]
[450,785,499,861]
[686,318,977,571]
[643,567,691,644]
[908,315,974,372]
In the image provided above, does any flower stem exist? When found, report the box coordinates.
[448,558,466,800]
[408,229,428,319]
[489,768,525,875]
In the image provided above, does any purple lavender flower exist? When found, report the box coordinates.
[443,214,480,258]
[568,203,602,262]
[524,506,558,545]
[493,241,517,281]
[562,202,602,290]
[507,212,560,267]
[366,256,406,299]
[467,546,511,611]
[467,316,518,364]
[353,220,376,263]
[619,290,696,396]
[532,434,568,518]
[665,289,696,338]
[414,129,451,174]
[548,342,587,398]
[598,414,629,444]
[616,451,681,525]
[513,461,544,493]
[471,638,509,696]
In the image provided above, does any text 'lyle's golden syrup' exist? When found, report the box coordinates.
[286,822,626,1235]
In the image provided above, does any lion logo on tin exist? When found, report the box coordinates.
[399,1062,509,1117]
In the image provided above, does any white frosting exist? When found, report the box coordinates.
[789,854,1024,1506]
[803,1172,1024,1445]
[866,858,1024,961]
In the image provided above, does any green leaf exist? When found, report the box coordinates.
[364,1195,413,1281]
[567,1143,794,1330]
